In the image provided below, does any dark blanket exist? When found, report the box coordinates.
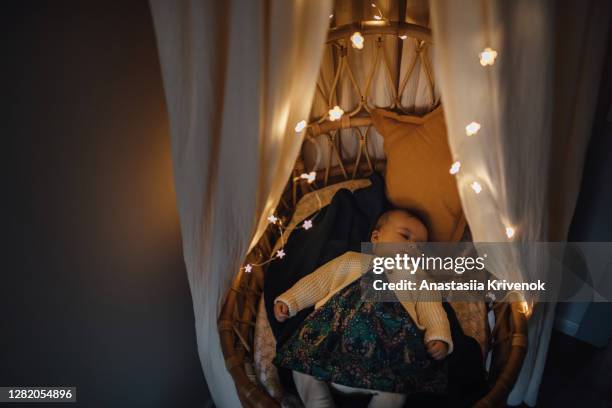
[264,172,387,347]
[403,303,488,407]
[263,172,487,405]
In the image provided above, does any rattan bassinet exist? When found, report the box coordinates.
[218,21,528,408]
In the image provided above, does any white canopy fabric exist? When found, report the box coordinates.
[149,1,332,406]
[430,0,610,405]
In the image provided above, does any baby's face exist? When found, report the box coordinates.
[371,211,428,243]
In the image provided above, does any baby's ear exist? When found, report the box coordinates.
[371,229,380,243]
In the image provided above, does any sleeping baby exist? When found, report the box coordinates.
[273,209,453,408]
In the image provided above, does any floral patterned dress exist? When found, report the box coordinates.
[273,275,448,394]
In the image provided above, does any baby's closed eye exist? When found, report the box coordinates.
[397,228,412,240]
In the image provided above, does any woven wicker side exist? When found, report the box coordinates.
[219,229,281,408]
[474,302,529,407]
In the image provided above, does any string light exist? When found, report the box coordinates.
[294,120,307,133]
[329,14,334,19]
[505,226,516,239]
[479,47,498,66]
[449,161,461,175]
[241,142,326,273]
[465,121,481,136]
[350,32,365,49]
[328,105,344,121]
[300,171,316,184]
[399,35,408,40]
[471,181,482,194]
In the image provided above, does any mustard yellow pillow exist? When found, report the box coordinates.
[371,106,466,242]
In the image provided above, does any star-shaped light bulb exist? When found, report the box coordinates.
[479,47,498,66]
[300,171,316,184]
[294,120,307,133]
[471,181,482,194]
[276,249,286,259]
[244,264,252,273]
[329,105,344,121]
[350,32,364,49]
[465,122,481,136]
[267,214,278,224]
[303,219,313,230]
[449,161,461,175]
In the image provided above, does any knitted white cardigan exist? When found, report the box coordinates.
[275,251,453,353]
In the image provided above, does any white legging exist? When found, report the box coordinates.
[293,371,407,408]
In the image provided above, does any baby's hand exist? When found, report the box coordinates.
[426,340,449,360]
[274,301,290,322]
